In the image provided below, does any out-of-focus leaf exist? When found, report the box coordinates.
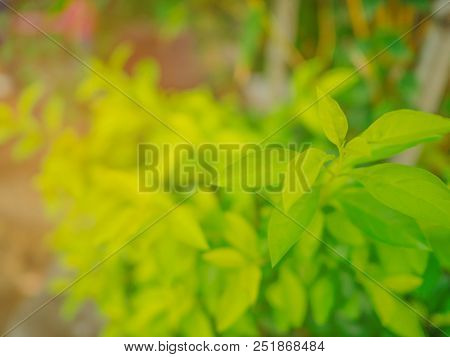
[361,278,424,336]
[310,276,334,325]
[290,212,324,285]
[294,211,324,261]
[338,189,429,249]
[326,209,365,246]
[12,126,43,160]
[224,212,260,260]
[169,206,209,250]
[375,243,429,276]
[0,103,16,143]
[181,307,214,337]
[268,189,320,267]
[203,248,247,269]
[217,146,294,192]
[381,275,422,294]
[17,83,42,117]
[282,148,332,211]
[317,68,358,96]
[43,97,64,134]
[109,44,133,70]
[420,224,450,270]
[340,293,361,320]
[239,1,265,67]
[432,312,450,327]
[50,0,70,12]
[216,265,261,332]
[354,163,450,228]
[266,268,307,329]
[416,256,441,300]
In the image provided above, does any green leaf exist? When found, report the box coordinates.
[281,270,307,327]
[416,256,441,300]
[347,110,450,164]
[266,268,307,329]
[340,293,361,320]
[282,148,332,211]
[224,212,260,260]
[361,278,424,336]
[353,163,450,228]
[180,307,213,337]
[342,136,371,163]
[203,248,247,269]
[431,312,450,327]
[310,276,334,325]
[294,211,324,261]
[381,275,422,294]
[338,189,429,249]
[170,206,209,250]
[316,89,348,147]
[268,190,320,267]
[216,265,261,332]
[375,243,429,276]
[325,209,365,246]
[420,224,450,269]
[317,68,358,96]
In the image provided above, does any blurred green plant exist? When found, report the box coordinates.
[2,48,449,336]
[262,92,450,337]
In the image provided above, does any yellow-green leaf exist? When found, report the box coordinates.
[342,136,371,164]
[349,110,450,164]
[310,276,334,325]
[317,68,358,96]
[294,211,324,261]
[361,278,424,336]
[216,265,261,332]
[338,189,429,249]
[12,126,43,160]
[17,83,43,117]
[353,163,450,229]
[283,147,332,211]
[203,248,247,269]
[326,209,365,246]
[431,312,450,327]
[217,146,294,192]
[266,268,307,329]
[381,275,422,294]
[43,97,64,133]
[224,212,260,260]
[268,189,320,267]
[316,89,348,147]
[170,206,209,250]
[181,307,214,337]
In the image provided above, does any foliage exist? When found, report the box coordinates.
[261,92,450,336]
[2,49,449,336]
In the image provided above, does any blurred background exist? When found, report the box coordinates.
[0,0,449,336]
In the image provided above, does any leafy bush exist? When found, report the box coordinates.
[2,51,450,337]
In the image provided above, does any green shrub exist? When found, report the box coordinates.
[2,51,450,337]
